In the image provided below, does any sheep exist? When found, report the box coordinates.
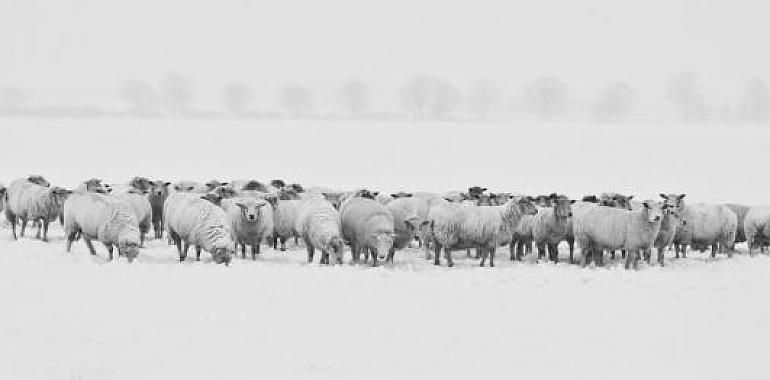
[146,180,171,238]
[294,197,345,265]
[4,178,70,241]
[112,189,153,247]
[75,178,109,194]
[340,197,395,266]
[429,196,538,267]
[221,196,274,260]
[26,175,50,187]
[173,180,208,193]
[573,200,665,269]
[128,176,153,191]
[641,193,687,266]
[164,193,234,265]
[672,198,738,258]
[386,196,433,260]
[272,199,302,251]
[229,179,268,193]
[63,192,141,262]
[744,206,770,256]
[532,195,576,263]
[725,203,750,243]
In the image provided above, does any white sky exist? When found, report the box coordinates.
[1,0,768,110]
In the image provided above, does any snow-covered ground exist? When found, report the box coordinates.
[1,224,770,380]
[1,118,770,379]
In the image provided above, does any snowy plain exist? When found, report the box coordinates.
[1,118,770,379]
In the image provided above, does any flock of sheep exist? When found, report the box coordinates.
[2,175,769,269]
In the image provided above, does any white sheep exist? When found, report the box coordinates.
[272,199,303,251]
[112,189,153,247]
[532,196,576,263]
[4,178,70,241]
[573,200,665,269]
[340,197,395,266]
[63,192,141,262]
[164,193,234,265]
[672,200,737,258]
[744,206,770,256]
[75,178,109,194]
[643,193,687,266]
[510,213,537,261]
[221,196,274,260]
[429,196,538,267]
[386,196,434,257]
[294,197,345,264]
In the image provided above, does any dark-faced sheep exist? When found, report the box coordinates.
[147,180,171,238]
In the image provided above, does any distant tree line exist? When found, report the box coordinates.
[1,72,768,124]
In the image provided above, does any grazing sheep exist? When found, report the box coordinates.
[430,196,538,267]
[744,206,770,256]
[532,195,576,263]
[386,197,433,259]
[112,189,153,247]
[272,199,302,251]
[4,179,70,241]
[63,192,141,262]
[340,197,395,266]
[725,203,750,243]
[164,193,234,265]
[221,196,274,260]
[672,199,738,258]
[294,197,345,264]
[573,200,665,269]
[146,180,171,238]
[173,180,208,193]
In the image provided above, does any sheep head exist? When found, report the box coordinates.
[129,176,153,191]
[118,241,140,263]
[212,247,232,265]
[236,199,268,223]
[27,175,50,187]
[325,236,345,265]
[149,181,171,199]
[551,194,576,219]
[371,231,395,261]
[642,200,664,223]
[83,178,108,194]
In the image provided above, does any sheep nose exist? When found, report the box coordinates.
[248,215,255,221]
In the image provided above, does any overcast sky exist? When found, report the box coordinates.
[1,0,768,109]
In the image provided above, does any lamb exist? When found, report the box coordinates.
[724,203,750,243]
[573,200,665,269]
[272,199,303,251]
[672,199,738,258]
[112,189,153,246]
[429,196,538,267]
[221,196,274,260]
[164,193,234,264]
[63,192,141,262]
[4,178,70,241]
[147,180,171,238]
[532,195,576,263]
[386,197,433,260]
[643,193,687,266]
[340,197,395,266]
[173,180,208,193]
[294,197,345,264]
[744,206,770,256]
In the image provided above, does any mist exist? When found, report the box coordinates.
[1,0,768,121]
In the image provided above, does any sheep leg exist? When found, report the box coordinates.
[370,249,379,267]
[251,244,259,260]
[444,247,454,267]
[272,236,278,250]
[105,243,114,260]
[195,246,201,261]
[433,244,441,266]
[711,244,718,259]
[139,231,145,247]
[35,220,42,239]
[466,248,471,258]
[657,247,665,267]
[479,247,487,267]
[509,240,516,261]
[624,249,634,269]
[240,244,246,259]
[567,238,575,264]
[387,247,395,264]
[9,216,17,240]
[489,247,496,267]
[20,218,27,237]
[748,236,754,256]
[580,246,589,267]
[549,243,559,263]
[83,237,97,256]
[280,237,287,251]
[681,245,687,258]
[178,241,189,261]
[536,243,546,260]
[307,244,315,263]
[42,220,50,242]
[321,250,330,265]
[65,230,77,252]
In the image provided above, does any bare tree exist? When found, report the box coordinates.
[339,79,368,118]
[119,80,158,116]
[0,87,28,112]
[279,84,313,117]
[222,83,254,116]
[525,77,569,120]
[400,75,461,119]
[666,72,707,122]
[739,78,769,123]
[467,80,502,120]
[161,72,194,117]
[593,81,637,122]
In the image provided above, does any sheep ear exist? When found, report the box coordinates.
[164,182,171,187]
[372,191,380,197]
[265,195,278,207]
[235,202,247,210]
[570,200,576,204]
[642,201,650,209]
[627,196,634,200]
[679,194,686,200]
[659,193,667,199]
